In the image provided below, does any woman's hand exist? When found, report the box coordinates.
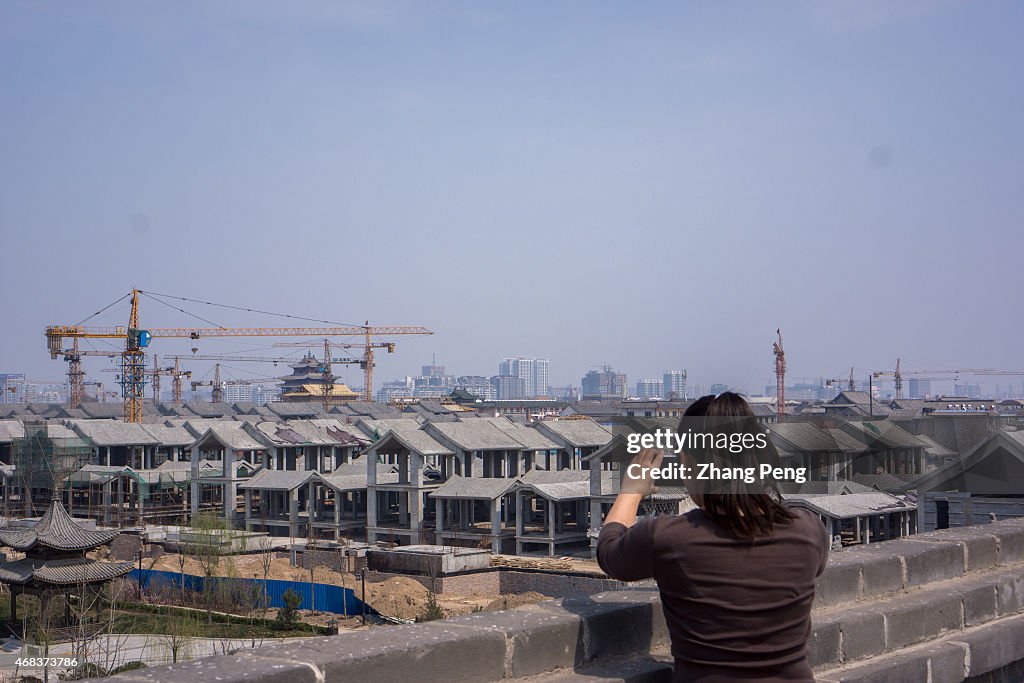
[604,448,665,528]
[620,448,665,498]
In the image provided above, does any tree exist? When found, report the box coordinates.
[275,589,302,629]
[157,610,199,663]
[66,576,135,679]
[257,537,274,616]
[183,512,229,622]
[417,591,445,622]
[177,549,188,605]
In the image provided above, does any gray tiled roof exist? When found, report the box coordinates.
[767,422,844,453]
[783,491,915,519]
[0,557,133,585]
[140,424,195,447]
[0,499,118,551]
[67,420,160,447]
[425,421,529,451]
[840,420,925,450]
[190,422,267,452]
[238,468,316,492]
[359,419,454,456]
[315,462,382,491]
[267,401,328,418]
[535,419,613,448]
[852,473,917,493]
[0,420,25,443]
[912,433,956,457]
[473,417,558,450]
[429,475,516,500]
[515,468,591,500]
[796,481,875,495]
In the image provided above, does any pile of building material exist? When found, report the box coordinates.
[490,555,574,571]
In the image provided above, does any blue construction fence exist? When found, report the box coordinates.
[128,569,369,616]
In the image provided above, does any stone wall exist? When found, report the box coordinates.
[365,568,643,598]
[89,519,1024,683]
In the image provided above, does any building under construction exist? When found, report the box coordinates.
[9,421,92,517]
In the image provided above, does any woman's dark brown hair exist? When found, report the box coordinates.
[681,392,794,540]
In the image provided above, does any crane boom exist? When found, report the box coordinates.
[45,289,432,422]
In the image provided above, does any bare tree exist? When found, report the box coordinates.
[257,537,274,616]
[183,512,228,623]
[156,610,198,664]
[66,576,136,678]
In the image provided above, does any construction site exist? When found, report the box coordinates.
[3,289,1024,676]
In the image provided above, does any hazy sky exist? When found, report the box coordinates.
[2,1,1023,394]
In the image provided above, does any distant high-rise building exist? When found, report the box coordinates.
[907,378,932,399]
[492,375,527,400]
[663,370,687,400]
[250,384,279,404]
[581,365,627,400]
[224,383,254,403]
[422,355,446,378]
[709,383,730,396]
[454,376,496,401]
[636,379,663,400]
[1,374,26,403]
[498,357,549,398]
[954,383,982,399]
[377,377,415,403]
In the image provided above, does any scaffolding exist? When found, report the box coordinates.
[64,465,190,528]
[11,421,92,517]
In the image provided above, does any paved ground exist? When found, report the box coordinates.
[0,633,312,676]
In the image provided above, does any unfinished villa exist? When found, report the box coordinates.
[0,395,999,557]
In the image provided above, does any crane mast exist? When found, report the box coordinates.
[773,329,785,423]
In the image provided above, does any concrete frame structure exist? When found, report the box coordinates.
[430,475,518,553]
[187,423,264,522]
[514,469,591,556]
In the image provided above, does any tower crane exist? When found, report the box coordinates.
[190,365,279,403]
[872,361,1024,399]
[56,338,122,409]
[191,364,223,403]
[101,354,193,404]
[772,329,785,423]
[45,289,432,422]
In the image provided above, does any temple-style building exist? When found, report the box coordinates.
[279,353,358,404]
[0,499,133,626]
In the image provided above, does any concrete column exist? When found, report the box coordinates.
[289,489,299,539]
[367,487,378,542]
[307,480,316,526]
[189,445,201,518]
[136,476,144,525]
[243,489,252,530]
[589,498,602,558]
[410,490,422,531]
[515,491,525,555]
[490,498,501,553]
[547,500,555,540]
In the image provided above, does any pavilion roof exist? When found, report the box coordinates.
[0,499,118,551]
[0,557,133,585]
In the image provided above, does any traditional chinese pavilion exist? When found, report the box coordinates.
[0,498,133,623]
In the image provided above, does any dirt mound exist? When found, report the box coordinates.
[484,591,547,612]
[363,576,431,620]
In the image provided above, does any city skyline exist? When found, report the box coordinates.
[3,2,1023,396]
